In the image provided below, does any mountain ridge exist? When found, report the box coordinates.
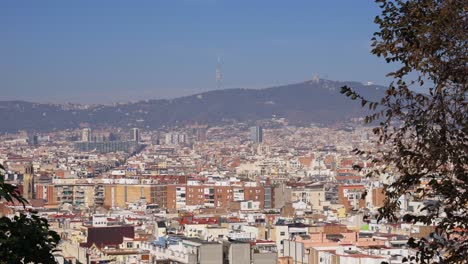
[0,79,385,132]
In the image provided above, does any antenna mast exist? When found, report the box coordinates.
[216,56,222,89]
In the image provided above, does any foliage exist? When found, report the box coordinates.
[0,176,27,207]
[342,0,467,263]
[0,164,60,264]
[0,212,61,264]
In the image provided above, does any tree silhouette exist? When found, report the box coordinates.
[0,164,60,264]
[342,0,467,263]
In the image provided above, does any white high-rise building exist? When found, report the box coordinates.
[165,133,188,145]
[250,126,263,143]
[131,128,140,143]
[81,128,91,142]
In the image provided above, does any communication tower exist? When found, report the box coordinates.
[216,56,222,89]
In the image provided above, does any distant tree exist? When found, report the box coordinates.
[341,0,467,263]
[0,164,60,264]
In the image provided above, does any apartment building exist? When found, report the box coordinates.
[166,181,268,211]
[338,185,366,213]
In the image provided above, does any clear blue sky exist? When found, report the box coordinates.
[0,0,393,104]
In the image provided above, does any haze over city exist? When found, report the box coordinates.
[0,1,465,264]
[1,1,391,103]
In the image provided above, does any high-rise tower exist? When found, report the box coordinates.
[195,125,208,142]
[250,126,263,143]
[23,163,35,200]
[81,128,92,142]
[131,128,140,143]
[216,56,222,89]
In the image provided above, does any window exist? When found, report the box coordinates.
[280,232,285,236]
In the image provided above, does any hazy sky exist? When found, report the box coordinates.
[0,0,394,104]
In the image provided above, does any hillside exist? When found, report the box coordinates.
[0,79,384,132]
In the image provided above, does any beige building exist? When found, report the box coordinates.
[103,184,153,208]
[291,183,327,210]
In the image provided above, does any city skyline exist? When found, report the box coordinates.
[0,1,463,263]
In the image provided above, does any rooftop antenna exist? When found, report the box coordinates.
[216,56,222,89]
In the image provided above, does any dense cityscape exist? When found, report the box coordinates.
[1,1,465,264]
[1,119,433,264]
